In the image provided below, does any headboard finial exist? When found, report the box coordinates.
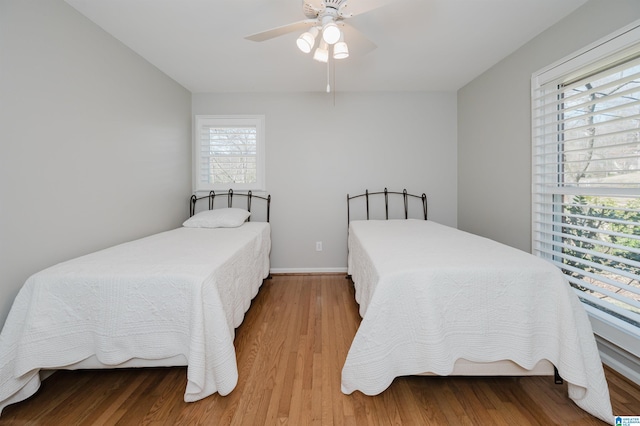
[209,191,215,210]
[247,191,253,221]
[190,195,197,217]
[365,189,370,220]
[384,188,389,220]
[403,189,408,219]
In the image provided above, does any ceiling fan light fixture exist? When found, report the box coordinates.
[333,33,349,59]
[313,41,329,63]
[322,21,341,45]
[296,27,319,54]
[333,41,348,59]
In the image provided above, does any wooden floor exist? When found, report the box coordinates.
[1,274,639,425]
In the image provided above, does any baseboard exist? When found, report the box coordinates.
[270,267,348,275]
[596,335,640,387]
[584,306,640,387]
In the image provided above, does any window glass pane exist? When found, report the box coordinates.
[560,63,640,188]
[560,195,640,327]
[202,126,257,185]
[194,115,265,192]
[532,39,640,335]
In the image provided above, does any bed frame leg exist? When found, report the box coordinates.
[554,367,563,384]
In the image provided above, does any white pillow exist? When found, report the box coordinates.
[183,208,251,229]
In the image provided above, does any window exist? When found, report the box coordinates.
[194,115,265,192]
[532,21,640,355]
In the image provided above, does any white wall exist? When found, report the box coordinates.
[193,92,458,272]
[0,2,458,330]
[457,0,640,252]
[0,0,192,326]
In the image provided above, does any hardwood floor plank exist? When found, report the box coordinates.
[1,274,638,425]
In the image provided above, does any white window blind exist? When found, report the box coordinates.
[194,115,265,192]
[532,28,640,338]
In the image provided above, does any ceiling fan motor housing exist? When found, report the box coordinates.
[304,0,349,20]
[324,0,347,11]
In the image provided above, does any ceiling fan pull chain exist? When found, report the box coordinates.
[326,55,331,93]
[332,58,336,105]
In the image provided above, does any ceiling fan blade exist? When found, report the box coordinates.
[341,23,377,56]
[302,0,322,18]
[245,19,317,42]
[341,0,399,17]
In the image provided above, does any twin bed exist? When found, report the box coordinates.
[0,190,271,414]
[341,189,613,423]
[0,188,614,423]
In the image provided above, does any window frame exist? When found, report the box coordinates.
[193,114,266,192]
[531,19,640,361]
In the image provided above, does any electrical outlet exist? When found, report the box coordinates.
[316,241,323,252]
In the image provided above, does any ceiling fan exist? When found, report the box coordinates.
[245,0,394,64]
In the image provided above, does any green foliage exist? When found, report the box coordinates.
[562,196,640,291]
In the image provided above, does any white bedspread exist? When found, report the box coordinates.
[0,222,270,414]
[342,219,613,424]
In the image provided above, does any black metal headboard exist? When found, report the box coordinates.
[189,189,271,222]
[347,188,427,223]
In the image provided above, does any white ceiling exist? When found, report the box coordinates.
[64,0,588,93]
